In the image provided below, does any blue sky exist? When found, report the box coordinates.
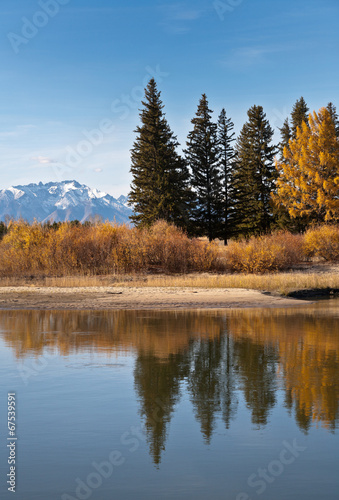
[0,0,338,197]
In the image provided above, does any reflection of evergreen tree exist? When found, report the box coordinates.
[188,338,223,443]
[188,334,238,443]
[233,340,278,426]
[134,350,190,465]
[284,388,293,415]
[220,335,238,429]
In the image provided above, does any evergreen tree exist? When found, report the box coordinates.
[290,97,309,138]
[217,108,236,245]
[129,79,191,228]
[327,102,339,138]
[185,94,222,241]
[274,117,293,229]
[232,105,277,237]
[278,118,291,159]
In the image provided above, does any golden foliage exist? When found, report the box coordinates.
[304,225,339,261]
[0,220,221,276]
[274,107,339,221]
[225,231,304,273]
[1,219,339,277]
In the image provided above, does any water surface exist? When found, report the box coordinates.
[0,301,338,499]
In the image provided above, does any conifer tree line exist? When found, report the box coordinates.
[129,79,339,242]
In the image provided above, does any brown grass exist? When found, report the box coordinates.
[121,271,339,294]
[1,269,338,295]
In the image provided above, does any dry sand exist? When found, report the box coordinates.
[0,286,311,310]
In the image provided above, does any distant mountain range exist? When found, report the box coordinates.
[0,180,133,224]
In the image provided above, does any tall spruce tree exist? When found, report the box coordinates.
[217,108,236,245]
[327,102,339,138]
[291,97,309,138]
[185,94,222,241]
[273,118,298,230]
[129,79,191,228]
[278,118,291,159]
[232,105,277,237]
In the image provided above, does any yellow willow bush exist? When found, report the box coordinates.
[141,220,221,272]
[97,223,148,272]
[0,221,51,273]
[304,225,339,261]
[48,223,146,274]
[0,220,222,276]
[225,231,305,273]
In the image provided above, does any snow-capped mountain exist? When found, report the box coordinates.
[0,180,133,224]
[117,195,130,208]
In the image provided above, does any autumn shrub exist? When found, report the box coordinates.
[140,220,220,273]
[0,220,222,276]
[0,221,51,274]
[304,225,339,261]
[100,223,148,273]
[226,231,304,273]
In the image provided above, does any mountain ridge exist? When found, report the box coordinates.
[0,180,133,224]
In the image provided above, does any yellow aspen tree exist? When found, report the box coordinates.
[274,107,339,222]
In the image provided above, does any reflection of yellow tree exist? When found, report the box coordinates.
[227,305,339,431]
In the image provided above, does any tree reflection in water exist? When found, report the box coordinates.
[1,305,338,464]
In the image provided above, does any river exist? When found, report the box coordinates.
[0,300,338,499]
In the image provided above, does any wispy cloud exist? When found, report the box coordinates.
[219,42,313,70]
[31,156,58,165]
[159,2,204,34]
[0,124,36,140]
[227,47,271,67]
[168,8,202,21]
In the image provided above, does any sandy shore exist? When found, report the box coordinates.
[0,286,311,310]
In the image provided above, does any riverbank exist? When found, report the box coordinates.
[0,263,338,310]
[0,286,313,310]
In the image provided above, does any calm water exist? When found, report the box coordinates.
[0,301,339,500]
